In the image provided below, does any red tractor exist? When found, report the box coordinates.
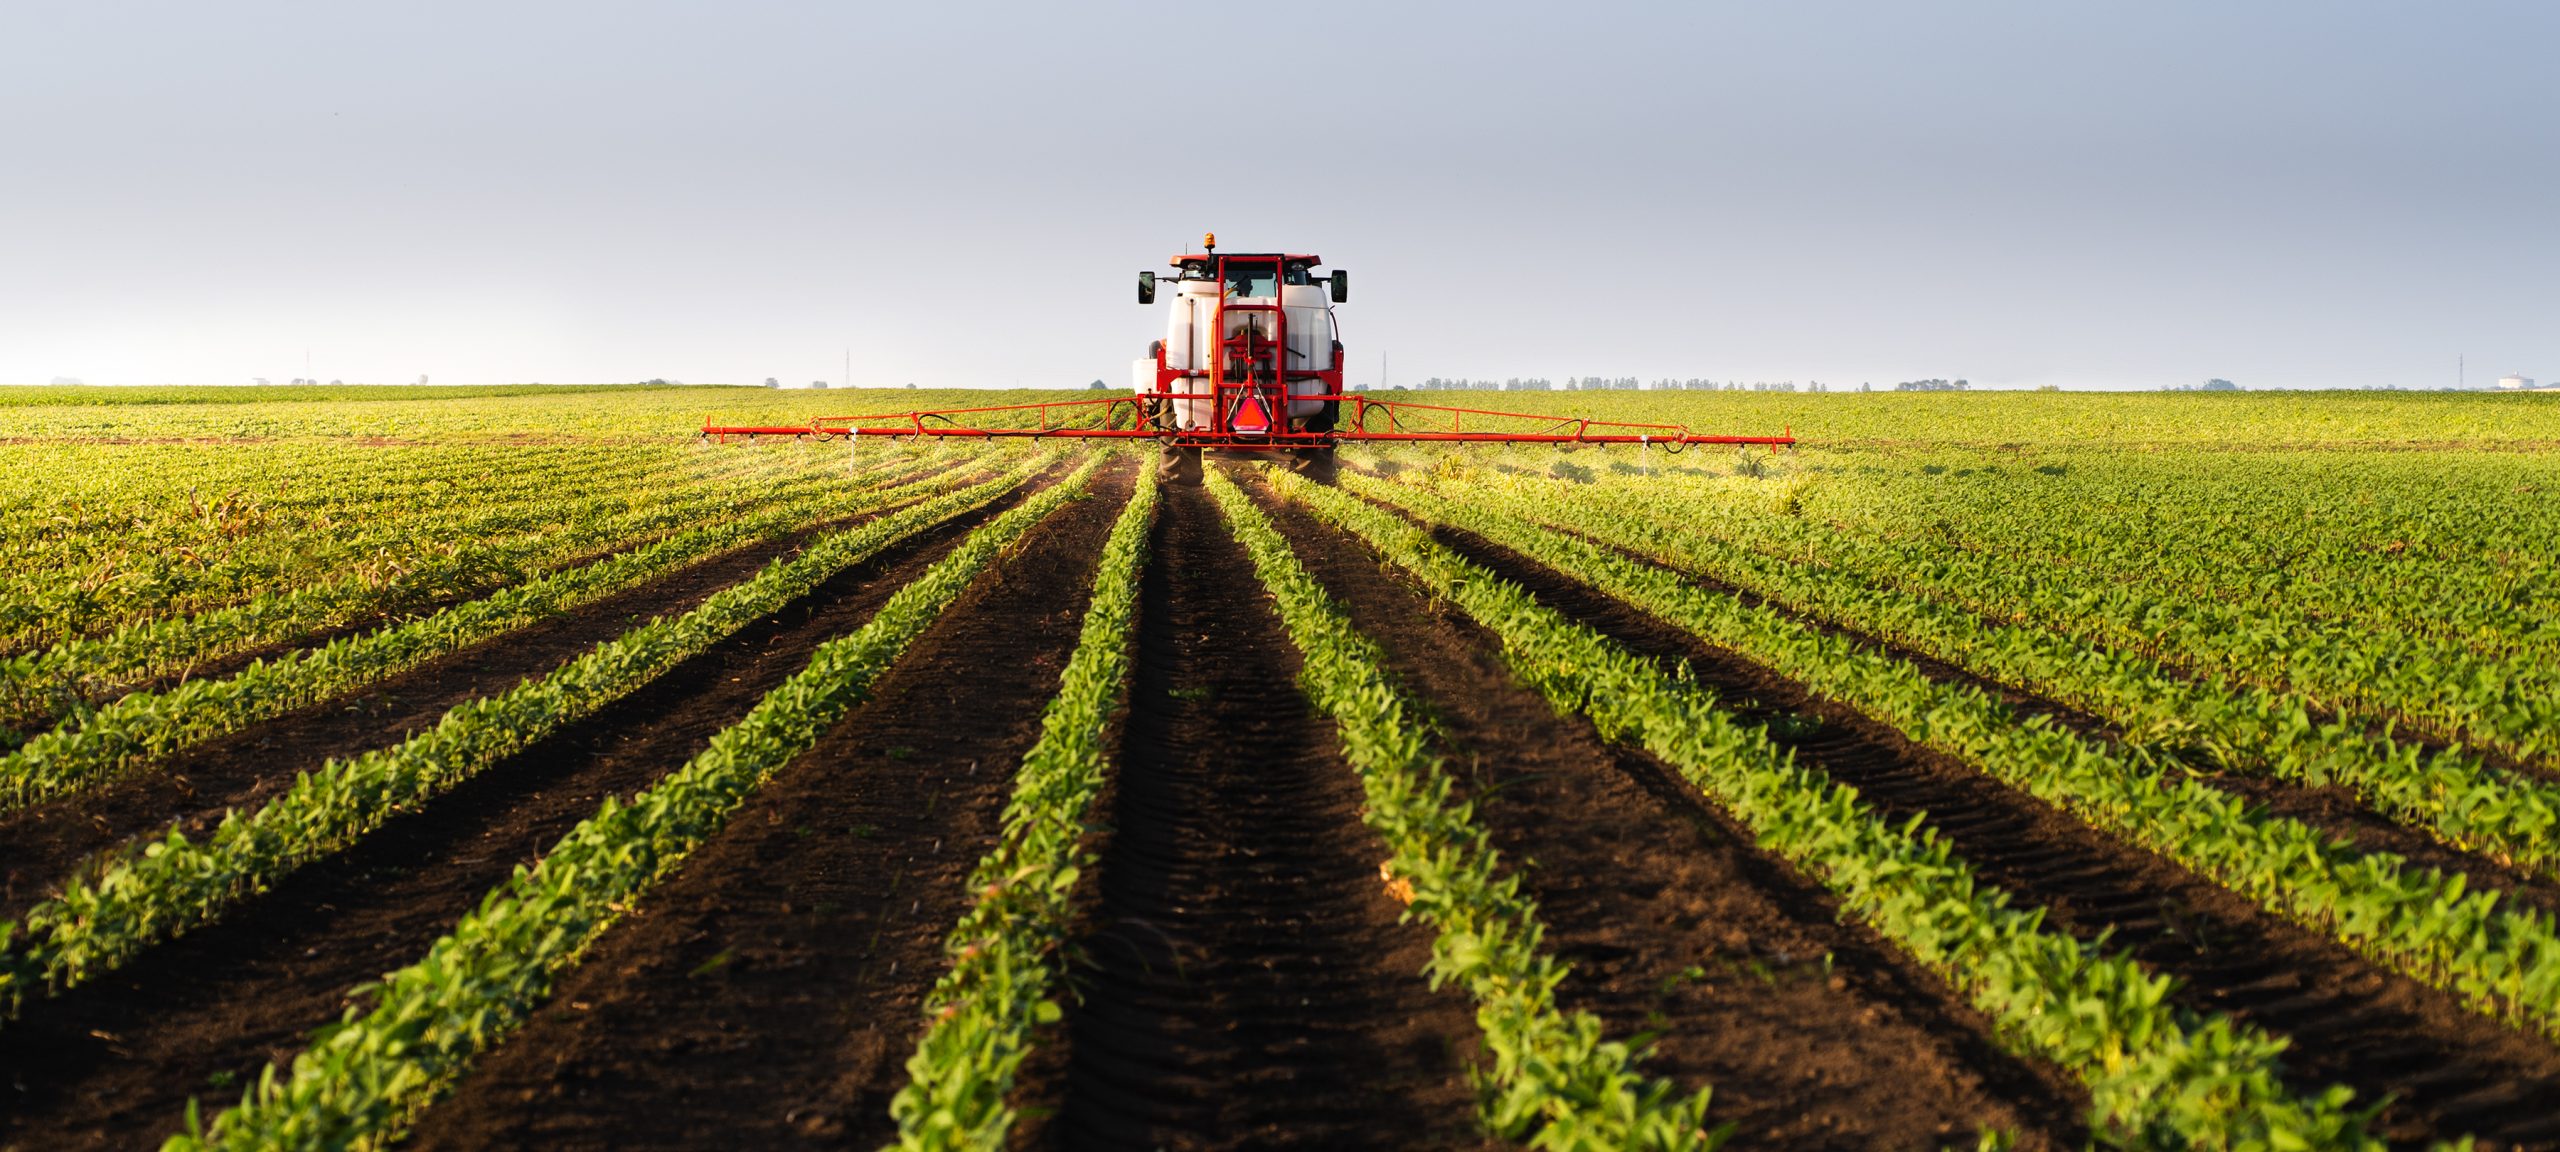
[1132,234,1349,478]
[704,235,1793,478]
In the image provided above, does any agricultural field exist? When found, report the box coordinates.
[1,383,2559,1150]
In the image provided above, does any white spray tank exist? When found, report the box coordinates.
[1134,235,1347,433]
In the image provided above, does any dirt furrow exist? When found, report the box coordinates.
[395,459,1134,1152]
[0,470,969,923]
[1247,471,2090,1148]
[1027,477,1491,1152]
[1521,508,2560,920]
[0,473,1050,1152]
[1424,521,2560,1149]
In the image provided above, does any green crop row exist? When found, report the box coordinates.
[0,455,979,813]
[1414,468,2560,882]
[1212,467,1719,1151]
[1269,467,2389,1150]
[0,450,1061,1022]
[1550,453,2560,778]
[160,451,1109,1152]
[0,445,876,743]
[1347,471,2560,1047]
[0,443,696,659]
[1810,450,2560,708]
[885,456,1160,1150]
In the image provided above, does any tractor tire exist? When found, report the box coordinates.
[1291,445,1338,482]
[1162,443,1203,486]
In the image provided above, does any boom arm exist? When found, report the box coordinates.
[702,394,1793,449]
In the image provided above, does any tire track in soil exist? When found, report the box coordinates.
[1513,505,2560,921]
[1029,477,1492,1152]
[1248,473,2089,1150]
[393,459,1135,1152]
[1421,520,2560,1149]
[0,464,979,923]
[0,468,1058,1152]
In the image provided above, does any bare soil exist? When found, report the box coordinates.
[1531,509,2560,921]
[1023,477,1494,1152]
[1424,519,2560,1149]
[1241,470,2094,1149]
[0,470,1057,1152]
[0,468,971,923]
[399,460,1136,1152]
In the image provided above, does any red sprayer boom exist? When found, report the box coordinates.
[701,394,1790,450]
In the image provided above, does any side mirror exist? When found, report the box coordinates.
[1329,270,1349,303]
[1138,271,1157,305]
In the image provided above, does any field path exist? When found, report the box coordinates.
[0,470,1045,1152]
[1034,477,1490,1152]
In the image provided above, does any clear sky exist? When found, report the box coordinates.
[4,1,2552,390]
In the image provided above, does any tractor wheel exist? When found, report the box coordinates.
[1162,443,1203,486]
[1291,445,1338,482]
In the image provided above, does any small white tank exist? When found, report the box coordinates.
[2499,374,2534,390]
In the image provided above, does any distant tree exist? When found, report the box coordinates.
[904,382,917,389]
[254,377,270,386]
[330,379,343,386]
[811,380,826,388]
[2202,378,2238,391]
[765,377,780,388]
[1087,379,1108,390]
[417,375,429,385]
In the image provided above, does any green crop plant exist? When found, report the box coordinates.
[1270,466,2390,1151]
[0,444,892,744]
[0,450,1064,1022]
[0,454,989,812]
[1347,472,2560,1046]
[1402,466,2560,883]
[885,456,1160,1150]
[1210,467,1721,1151]
[157,451,1112,1152]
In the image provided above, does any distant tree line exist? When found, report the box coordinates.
[1895,378,1970,391]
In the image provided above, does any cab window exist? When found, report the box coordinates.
[1222,265,1279,297]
